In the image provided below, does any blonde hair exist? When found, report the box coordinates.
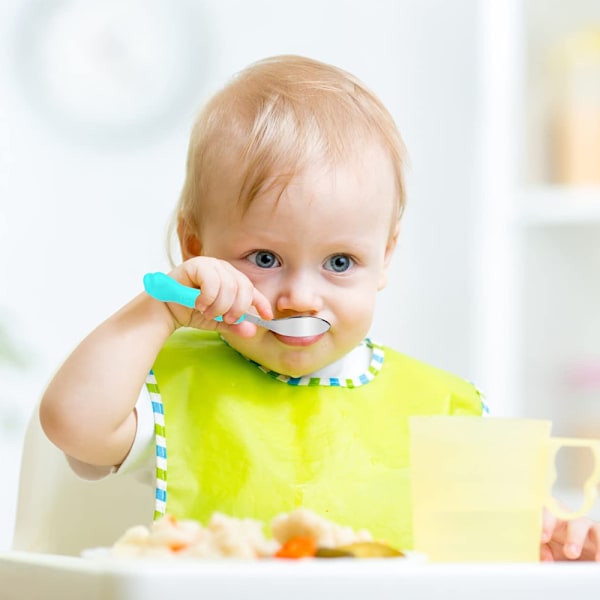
[171,55,406,261]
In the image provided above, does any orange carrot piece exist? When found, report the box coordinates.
[168,540,188,552]
[274,536,317,559]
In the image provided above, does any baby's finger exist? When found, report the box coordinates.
[181,262,222,314]
[541,508,557,544]
[579,522,600,562]
[562,518,593,559]
[220,276,256,325]
[593,528,600,562]
[540,543,555,562]
[196,263,246,321]
[205,270,244,322]
[225,319,259,338]
[186,305,223,330]
[251,288,274,320]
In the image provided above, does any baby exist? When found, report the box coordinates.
[39,55,598,560]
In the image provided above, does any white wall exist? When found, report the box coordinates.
[0,0,482,550]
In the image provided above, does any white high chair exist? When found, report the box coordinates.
[12,405,153,556]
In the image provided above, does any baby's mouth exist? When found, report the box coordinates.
[272,332,326,347]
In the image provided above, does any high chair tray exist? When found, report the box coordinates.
[1,551,600,600]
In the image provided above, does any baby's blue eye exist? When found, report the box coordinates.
[247,250,280,269]
[324,254,353,273]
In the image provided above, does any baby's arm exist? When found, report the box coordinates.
[40,291,176,469]
[39,257,272,469]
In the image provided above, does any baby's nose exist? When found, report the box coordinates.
[275,272,324,315]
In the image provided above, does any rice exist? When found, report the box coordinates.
[111,508,372,559]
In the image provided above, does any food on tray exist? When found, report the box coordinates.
[110,508,404,560]
[112,512,277,559]
[315,542,404,558]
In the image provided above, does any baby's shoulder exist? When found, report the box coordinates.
[380,344,482,398]
[156,329,230,368]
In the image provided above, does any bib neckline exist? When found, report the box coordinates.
[241,338,384,388]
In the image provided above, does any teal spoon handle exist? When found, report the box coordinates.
[143,272,200,308]
[143,272,246,323]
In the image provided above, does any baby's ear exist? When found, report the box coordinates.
[378,221,400,290]
[177,216,202,259]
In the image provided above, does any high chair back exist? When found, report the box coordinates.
[12,405,153,556]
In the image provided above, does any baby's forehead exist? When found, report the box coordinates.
[249,146,388,202]
[242,149,396,214]
[199,142,398,247]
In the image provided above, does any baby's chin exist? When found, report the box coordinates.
[230,345,332,378]
[250,354,327,378]
[258,349,348,379]
[223,331,355,378]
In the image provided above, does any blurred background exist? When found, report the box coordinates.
[2,0,600,550]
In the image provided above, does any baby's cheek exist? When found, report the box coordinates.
[343,291,376,322]
[336,302,374,342]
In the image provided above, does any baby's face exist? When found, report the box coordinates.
[199,144,398,376]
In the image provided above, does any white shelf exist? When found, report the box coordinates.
[516,186,600,226]
[475,0,600,430]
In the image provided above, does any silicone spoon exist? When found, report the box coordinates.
[143,272,331,337]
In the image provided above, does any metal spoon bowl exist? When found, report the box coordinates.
[143,272,331,337]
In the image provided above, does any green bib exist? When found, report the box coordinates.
[149,330,483,549]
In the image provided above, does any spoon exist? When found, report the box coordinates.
[143,272,331,337]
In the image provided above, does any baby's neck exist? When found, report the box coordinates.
[303,341,371,379]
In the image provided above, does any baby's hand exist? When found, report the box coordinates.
[165,257,273,336]
[541,507,600,561]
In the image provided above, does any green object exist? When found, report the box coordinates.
[147,330,483,550]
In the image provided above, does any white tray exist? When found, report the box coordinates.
[1,550,600,600]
